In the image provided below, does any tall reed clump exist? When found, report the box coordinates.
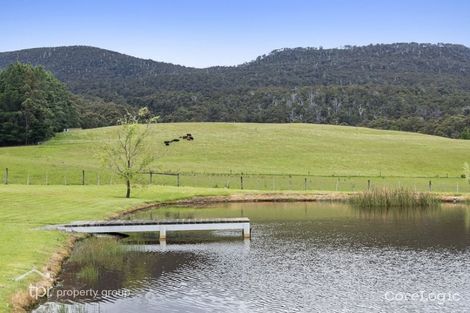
[68,237,127,285]
[77,265,99,284]
[69,237,126,279]
[350,187,440,210]
[70,237,124,265]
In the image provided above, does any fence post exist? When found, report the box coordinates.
[304,177,307,191]
[368,179,371,190]
[177,173,180,187]
[428,180,432,192]
[27,173,30,185]
[4,168,8,185]
[336,178,339,191]
[45,172,48,185]
[149,171,153,184]
[240,175,244,190]
[82,170,85,185]
[97,174,101,185]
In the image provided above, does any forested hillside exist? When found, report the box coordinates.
[1,43,470,138]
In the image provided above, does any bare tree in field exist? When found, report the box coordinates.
[102,107,157,198]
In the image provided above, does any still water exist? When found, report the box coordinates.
[35,202,470,312]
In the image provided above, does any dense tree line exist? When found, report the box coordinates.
[75,96,132,129]
[1,43,470,139]
[0,63,80,145]
[0,63,130,146]
[138,85,470,138]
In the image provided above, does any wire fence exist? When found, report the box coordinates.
[1,167,469,193]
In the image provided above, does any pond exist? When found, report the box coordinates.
[34,202,470,312]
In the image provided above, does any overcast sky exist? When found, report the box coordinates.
[1,0,469,68]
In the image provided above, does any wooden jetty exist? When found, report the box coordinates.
[55,218,251,240]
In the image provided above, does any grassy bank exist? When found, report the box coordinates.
[0,185,233,312]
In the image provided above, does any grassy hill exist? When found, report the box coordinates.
[1,123,469,182]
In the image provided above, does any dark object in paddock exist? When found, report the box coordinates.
[164,133,194,146]
[163,138,179,145]
[180,133,194,141]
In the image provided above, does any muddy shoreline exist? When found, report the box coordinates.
[12,191,468,312]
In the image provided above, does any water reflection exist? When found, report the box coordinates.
[35,202,470,313]
[137,202,470,249]
[352,202,442,220]
[47,239,206,304]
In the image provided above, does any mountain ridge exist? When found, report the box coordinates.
[2,42,469,69]
[1,43,470,139]
[1,43,470,92]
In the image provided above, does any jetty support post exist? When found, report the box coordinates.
[159,226,167,240]
[243,223,251,239]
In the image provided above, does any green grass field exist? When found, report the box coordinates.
[0,123,469,192]
[0,185,233,312]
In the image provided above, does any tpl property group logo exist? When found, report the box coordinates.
[14,267,54,299]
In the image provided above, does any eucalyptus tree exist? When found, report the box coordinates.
[102,107,157,198]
